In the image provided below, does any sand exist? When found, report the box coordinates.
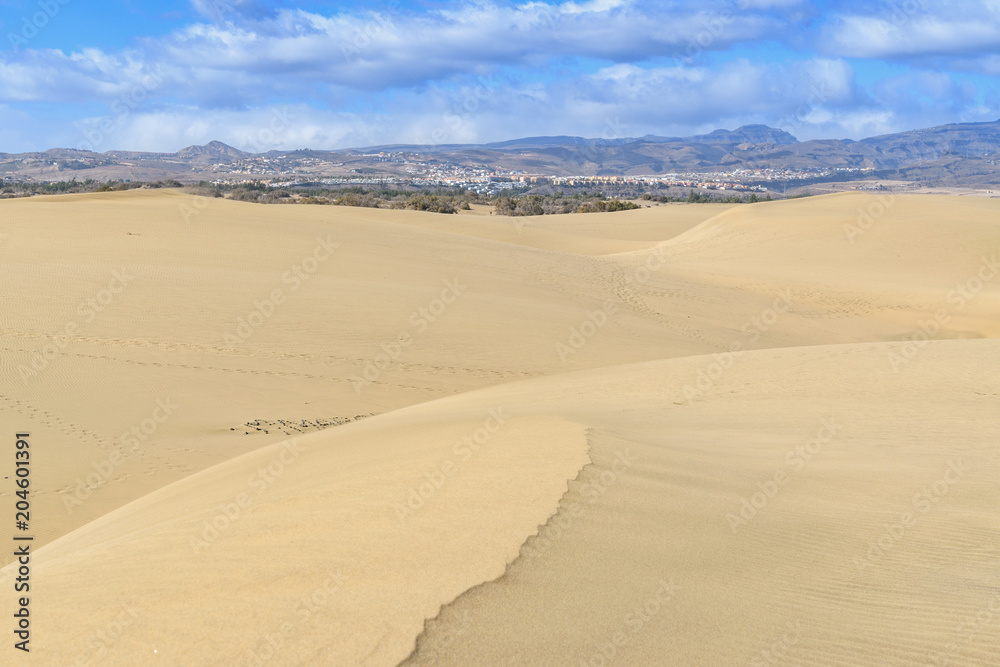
[0,190,997,665]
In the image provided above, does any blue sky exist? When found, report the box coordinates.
[0,0,998,152]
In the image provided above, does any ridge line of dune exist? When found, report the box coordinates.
[29,386,598,566]
[7,418,373,564]
[398,428,597,666]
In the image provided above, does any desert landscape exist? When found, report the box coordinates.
[1,188,998,665]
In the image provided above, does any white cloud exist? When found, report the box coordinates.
[556,58,857,134]
[821,1,1000,59]
[0,1,998,152]
[7,54,993,155]
[953,54,1000,75]
[37,2,799,95]
[189,0,275,23]
[0,1,801,111]
[559,0,632,14]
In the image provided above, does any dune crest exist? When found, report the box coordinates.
[2,407,588,665]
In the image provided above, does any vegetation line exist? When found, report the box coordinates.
[1,179,776,215]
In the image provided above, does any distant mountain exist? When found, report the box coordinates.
[484,136,603,150]
[854,119,1000,168]
[176,141,248,159]
[3,120,999,187]
[683,124,799,145]
[365,120,1000,184]
[366,125,800,153]
[357,136,605,153]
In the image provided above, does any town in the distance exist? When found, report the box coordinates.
[3,119,999,200]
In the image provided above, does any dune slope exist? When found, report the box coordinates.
[1,190,998,665]
[7,404,589,665]
[404,339,1000,666]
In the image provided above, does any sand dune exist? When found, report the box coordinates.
[403,339,1000,666]
[24,409,588,665]
[1,190,998,665]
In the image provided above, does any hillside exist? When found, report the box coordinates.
[3,120,1000,188]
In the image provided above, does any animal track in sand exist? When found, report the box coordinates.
[0,391,111,451]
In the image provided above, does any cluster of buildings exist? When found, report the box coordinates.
[498,167,874,192]
[3,144,882,195]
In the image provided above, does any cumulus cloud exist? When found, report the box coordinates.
[3,0,798,102]
[546,58,858,134]
[820,0,1000,60]
[44,52,990,153]
[0,0,997,151]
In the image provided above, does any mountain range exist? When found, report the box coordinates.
[3,120,999,188]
